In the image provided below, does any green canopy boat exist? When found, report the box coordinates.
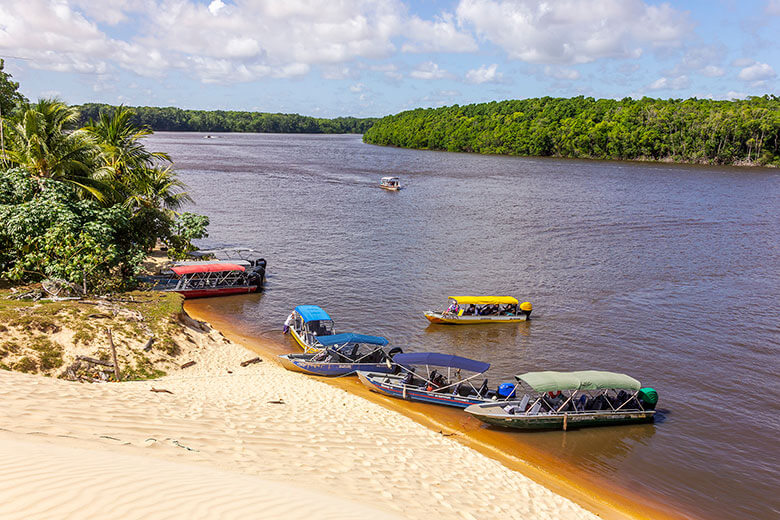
[464,370,658,431]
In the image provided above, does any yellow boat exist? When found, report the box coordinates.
[285,305,335,353]
[424,296,532,324]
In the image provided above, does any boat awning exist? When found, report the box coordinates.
[294,305,332,323]
[316,333,388,347]
[448,296,519,305]
[172,263,245,275]
[515,371,641,392]
[381,176,399,181]
[393,352,489,373]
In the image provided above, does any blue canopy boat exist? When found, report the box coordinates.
[279,333,402,376]
[356,352,516,409]
[285,305,335,353]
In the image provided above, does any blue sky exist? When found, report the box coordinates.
[1,0,778,117]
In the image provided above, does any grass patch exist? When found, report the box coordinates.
[13,356,37,373]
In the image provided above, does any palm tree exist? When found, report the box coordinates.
[2,98,108,201]
[123,165,192,214]
[85,105,171,180]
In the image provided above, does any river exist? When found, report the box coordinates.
[148,132,779,520]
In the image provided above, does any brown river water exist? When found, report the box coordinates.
[148,132,779,520]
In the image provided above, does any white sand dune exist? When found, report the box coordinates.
[0,328,598,520]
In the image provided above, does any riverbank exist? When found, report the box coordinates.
[1,308,598,520]
[184,303,685,520]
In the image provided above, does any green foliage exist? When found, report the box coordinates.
[363,96,780,167]
[0,168,148,289]
[0,95,210,292]
[0,59,27,117]
[164,212,210,260]
[74,103,376,134]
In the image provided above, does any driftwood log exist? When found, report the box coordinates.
[150,388,173,394]
[180,361,196,369]
[75,356,114,367]
[240,357,262,367]
[142,336,156,352]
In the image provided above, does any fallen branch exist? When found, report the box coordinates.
[240,357,262,367]
[180,361,196,369]
[142,336,156,352]
[75,355,114,367]
[267,399,285,405]
[150,388,173,394]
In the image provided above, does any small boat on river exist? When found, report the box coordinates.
[143,263,263,298]
[464,371,658,430]
[279,333,403,376]
[141,248,266,299]
[380,176,401,191]
[425,296,532,324]
[284,305,336,354]
[357,352,516,409]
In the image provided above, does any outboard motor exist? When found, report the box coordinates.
[638,387,658,410]
[519,301,533,319]
[247,258,266,287]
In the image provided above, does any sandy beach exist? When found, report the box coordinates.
[0,317,599,520]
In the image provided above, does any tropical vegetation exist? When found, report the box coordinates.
[0,61,208,292]
[364,96,780,166]
[75,103,376,134]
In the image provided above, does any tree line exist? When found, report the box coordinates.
[363,96,780,166]
[0,60,207,291]
[74,103,376,134]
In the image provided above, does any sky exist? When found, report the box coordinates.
[0,0,778,117]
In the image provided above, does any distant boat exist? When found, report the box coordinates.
[279,333,402,376]
[425,296,532,324]
[464,371,658,430]
[203,135,216,139]
[380,176,401,190]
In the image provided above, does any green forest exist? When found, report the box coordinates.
[363,96,780,166]
[75,103,375,134]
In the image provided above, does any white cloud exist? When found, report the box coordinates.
[738,62,776,82]
[701,65,724,77]
[544,66,580,80]
[465,63,503,83]
[648,75,689,90]
[208,0,226,16]
[0,0,475,84]
[402,13,477,53]
[725,91,748,100]
[349,82,366,93]
[456,0,690,64]
[410,61,451,80]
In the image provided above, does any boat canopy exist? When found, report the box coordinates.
[381,176,399,181]
[316,333,389,347]
[449,296,519,305]
[515,371,641,392]
[294,305,332,323]
[394,352,490,373]
[172,263,246,275]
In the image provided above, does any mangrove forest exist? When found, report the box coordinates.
[363,96,780,166]
[75,104,376,134]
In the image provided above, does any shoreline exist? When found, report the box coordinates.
[184,302,687,520]
[1,303,601,520]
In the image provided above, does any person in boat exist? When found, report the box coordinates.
[283,313,294,334]
[466,304,476,315]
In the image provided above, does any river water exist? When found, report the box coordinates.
[148,132,779,520]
